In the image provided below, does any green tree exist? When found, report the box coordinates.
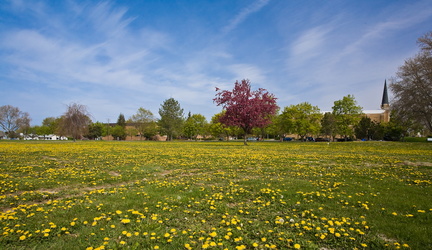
[354,117,371,140]
[209,112,228,140]
[332,95,363,140]
[158,98,184,141]
[126,127,138,140]
[129,108,157,140]
[183,114,208,140]
[321,112,337,141]
[42,117,60,134]
[279,102,322,140]
[354,117,385,140]
[34,125,51,136]
[382,110,411,141]
[111,125,127,140]
[117,113,126,128]
[262,113,283,140]
[142,121,159,140]
[252,114,280,140]
[31,117,61,139]
[111,114,127,140]
[86,122,104,140]
[209,112,240,141]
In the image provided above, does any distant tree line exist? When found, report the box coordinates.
[1,31,431,141]
[0,94,412,142]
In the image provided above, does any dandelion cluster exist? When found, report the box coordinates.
[0,141,431,249]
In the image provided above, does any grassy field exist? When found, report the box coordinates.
[0,141,431,249]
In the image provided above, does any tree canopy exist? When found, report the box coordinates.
[214,79,278,145]
[332,95,363,139]
[279,102,322,140]
[60,103,91,140]
[321,112,337,140]
[0,105,31,138]
[158,98,184,141]
[183,114,208,140]
[117,113,126,128]
[129,108,157,140]
[86,122,104,140]
[391,31,432,133]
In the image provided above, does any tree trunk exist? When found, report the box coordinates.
[243,133,248,146]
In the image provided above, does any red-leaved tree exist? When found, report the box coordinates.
[214,79,278,145]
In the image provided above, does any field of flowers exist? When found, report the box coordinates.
[0,140,431,249]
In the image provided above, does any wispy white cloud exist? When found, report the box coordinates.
[289,25,333,67]
[221,0,270,35]
[1,2,171,91]
[278,0,432,112]
[339,5,432,62]
[1,0,432,125]
[231,64,266,85]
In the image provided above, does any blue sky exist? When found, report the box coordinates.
[1,0,431,126]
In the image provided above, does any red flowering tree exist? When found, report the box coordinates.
[214,79,278,145]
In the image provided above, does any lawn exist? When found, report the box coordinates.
[0,140,431,249]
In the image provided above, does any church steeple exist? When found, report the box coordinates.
[381,80,389,110]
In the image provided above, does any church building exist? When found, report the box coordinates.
[363,80,390,123]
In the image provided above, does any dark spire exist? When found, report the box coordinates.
[381,79,389,109]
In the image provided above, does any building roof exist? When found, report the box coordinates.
[363,110,385,114]
[381,79,389,108]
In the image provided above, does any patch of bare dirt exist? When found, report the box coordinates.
[397,161,432,167]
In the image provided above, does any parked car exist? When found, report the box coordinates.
[315,137,330,142]
[283,137,293,141]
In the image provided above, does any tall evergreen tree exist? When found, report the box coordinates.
[321,112,337,141]
[117,113,126,128]
[158,98,184,141]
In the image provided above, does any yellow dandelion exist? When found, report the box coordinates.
[121,219,131,224]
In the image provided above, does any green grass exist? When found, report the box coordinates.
[0,141,431,249]
[404,137,429,142]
